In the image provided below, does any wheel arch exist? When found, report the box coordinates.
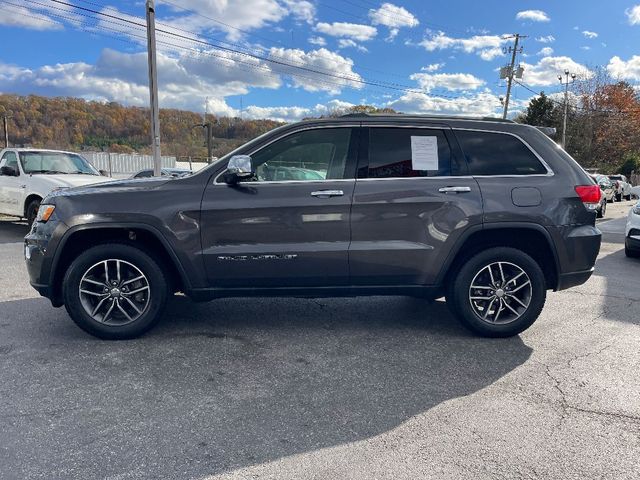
[439,223,560,291]
[23,194,42,217]
[49,223,190,305]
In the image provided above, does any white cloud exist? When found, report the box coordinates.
[244,99,356,122]
[536,35,555,43]
[418,32,507,61]
[368,3,419,28]
[607,55,640,81]
[516,10,550,22]
[626,5,640,25]
[410,72,485,92]
[337,39,368,52]
[386,28,400,42]
[0,42,364,114]
[160,0,288,40]
[580,46,591,51]
[582,30,598,38]
[267,47,363,94]
[421,63,444,72]
[316,22,378,41]
[537,47,554,56]
[280,0,316,24]
[386,91,506,117]
[520,56,592,86]
[308,36,326,46]
[0,5,63,30]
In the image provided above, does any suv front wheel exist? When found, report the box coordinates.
[63,243,168,339]
[448,247,547,337]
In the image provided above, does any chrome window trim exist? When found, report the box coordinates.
[213,124,360,184]
[450,127,554,177]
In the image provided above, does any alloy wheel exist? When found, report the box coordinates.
[78,259,150,326]
[468,261,532,325]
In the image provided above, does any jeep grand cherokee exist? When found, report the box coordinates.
[25,115,602,339]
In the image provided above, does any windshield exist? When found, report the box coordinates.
[19,151,99,175]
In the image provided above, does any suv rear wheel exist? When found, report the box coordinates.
[447,247,546,337]
[63,243,168,339]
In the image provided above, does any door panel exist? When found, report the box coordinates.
[349,126,483,286]
[0,152,23,216]
[200,126,359,288]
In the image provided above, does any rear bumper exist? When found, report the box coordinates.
[548,224,601,291]
[557,268,594,290]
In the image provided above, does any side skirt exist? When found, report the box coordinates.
[187,285,443,302]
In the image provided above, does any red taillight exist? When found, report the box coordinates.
[575,185,601,204]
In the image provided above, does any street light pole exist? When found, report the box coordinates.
[0,108,11,148]
[145,0,162,177]
[558,69,576,149]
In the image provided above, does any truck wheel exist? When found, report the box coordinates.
[63,243,168,339]
[26,198,41,226]
[447,247,546,337]
[615,193,622,202]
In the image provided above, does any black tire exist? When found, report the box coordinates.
[26,198,41,227]
[596,202,605,218]
[616,193,622,202]
[625,242,640,258]
[63,243,168,339]
[447,247,547,338]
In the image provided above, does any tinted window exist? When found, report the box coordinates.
[367,128,452,178]
[250,128,353,181]
[456,130,547,176]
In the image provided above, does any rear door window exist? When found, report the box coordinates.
[366,127,453,178]
[455,130,547,176]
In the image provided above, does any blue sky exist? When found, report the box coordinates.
[1,0,639,121]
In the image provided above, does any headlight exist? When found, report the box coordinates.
[35,205,56,223]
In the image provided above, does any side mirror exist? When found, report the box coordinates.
[224,155,254,184]
[0,165,18,177]
[99,169,109,177]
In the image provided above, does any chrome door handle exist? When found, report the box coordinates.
[20,185,26,189]
[438,186,471,193]
[311,190,344,198]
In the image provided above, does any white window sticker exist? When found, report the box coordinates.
[411,136,438,171]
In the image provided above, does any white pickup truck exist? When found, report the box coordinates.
[0,148,111,225]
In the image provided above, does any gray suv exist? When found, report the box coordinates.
[25,115,602,339]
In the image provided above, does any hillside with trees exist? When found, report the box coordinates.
[0,94,283,160]
[0,95,398,161]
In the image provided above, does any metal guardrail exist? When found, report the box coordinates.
[82,152,176,176]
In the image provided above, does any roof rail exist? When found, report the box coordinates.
[339,112,516,123]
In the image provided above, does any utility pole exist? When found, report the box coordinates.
[501,34,526,119]
[1,111,11,148]
[558,69,576,149]
[145,0,162,177]
[192,122,214,164]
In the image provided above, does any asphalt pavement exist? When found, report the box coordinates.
[0,202,639,480]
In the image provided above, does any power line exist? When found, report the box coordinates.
[37,0,474,101]
[5,2,469,104]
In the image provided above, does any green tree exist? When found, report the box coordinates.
[521,92,558,127]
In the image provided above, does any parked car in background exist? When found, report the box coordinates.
[625,201,640,258]
[590,174,613,217]
[131,167,192,179]
[608,174,632,201]
[630,185,640,199]
[25,115,602,340]
[0,148,111,225]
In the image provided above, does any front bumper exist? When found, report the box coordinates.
[626,229,640,252]
[24,216,67,306]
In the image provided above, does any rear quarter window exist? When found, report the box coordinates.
[455,130,547,176]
